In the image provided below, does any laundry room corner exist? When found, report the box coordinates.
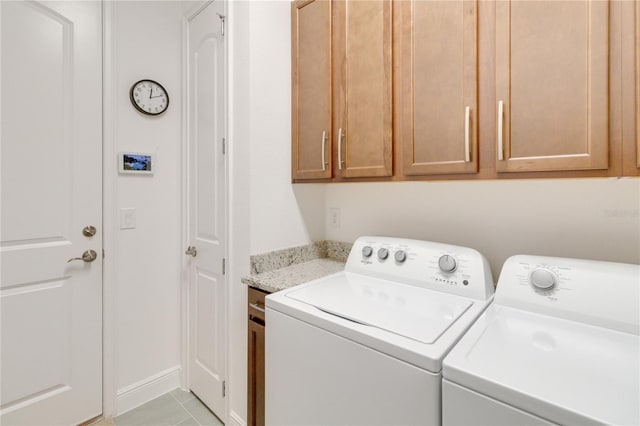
[102,0,185,417]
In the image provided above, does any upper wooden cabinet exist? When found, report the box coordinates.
[292,0,392,181]
[333,0,393,178]
[397,0,479,176]
[622,0,639,175]
[292,0,632,181]
[291,0,332,180]
[495,0,609,173]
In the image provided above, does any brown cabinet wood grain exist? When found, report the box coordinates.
[495,0,610,173]
[292,0,392,181]
[292,0,332,180]
[333,0,393,178]
[622,0,639,175]
[396,0,479,176]
[247,287,267,426]
[292,0,632,181]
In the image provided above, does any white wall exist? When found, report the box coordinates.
[325,179,640,278]
[227,0,251,423]
[248,0,325,255]
[106,1,184,414]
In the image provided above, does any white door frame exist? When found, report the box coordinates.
[180,0,230,421]
[102,0,118,418]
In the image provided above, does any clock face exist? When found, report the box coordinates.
[129,79,169,116]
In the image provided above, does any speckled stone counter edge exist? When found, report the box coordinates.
[243,240,353,293]
[249,240,352,274]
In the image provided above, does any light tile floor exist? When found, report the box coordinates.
[106,389,223,426]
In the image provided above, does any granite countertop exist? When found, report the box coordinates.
[241,240,352,294]
[241,257,345,293]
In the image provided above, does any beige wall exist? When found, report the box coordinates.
[324,178,640,279]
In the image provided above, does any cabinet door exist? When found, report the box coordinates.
[496,0,609,172]
[636,0,639,168]
[398,0,478,176]
[333,0,392,178]
[247,319,265,426]
[292,0,332,180]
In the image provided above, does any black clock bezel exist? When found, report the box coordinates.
[129,79,169,116]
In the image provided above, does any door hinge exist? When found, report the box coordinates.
[222,137,226,155]
[216,13,226,37]
[102,249,105,259]
[222,380,226,397]
[222,258,226,275]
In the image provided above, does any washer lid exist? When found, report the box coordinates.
[286,273,473,344]
[443,305,640,425]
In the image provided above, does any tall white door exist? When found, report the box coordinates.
[0,1,102,425]
[186,1,227,420]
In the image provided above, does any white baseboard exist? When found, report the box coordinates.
[228,410,246,426]
[116,366,182,416]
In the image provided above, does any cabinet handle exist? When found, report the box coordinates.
[338,128,344,170]
[464,106,471,162]
[321,131,328,171]
[249,302,265,313]
[497,100,504,161]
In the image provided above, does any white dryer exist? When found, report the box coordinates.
[265,236,495,425]
[442,255,640,426]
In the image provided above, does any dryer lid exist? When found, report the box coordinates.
[443,305,640,426]
[286,273,473,344]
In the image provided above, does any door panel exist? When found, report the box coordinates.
[334,0,392,178]
[188,1,226,420]
[496,0,609,172]
[0,1,102,425]
[292,0,332,180]
[399,0,478,175]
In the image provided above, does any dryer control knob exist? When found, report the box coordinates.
[362,246,373,258]
[438,255,457,273]
[394,250,407,263]
[378,248,389,260]
[530,268,557,290]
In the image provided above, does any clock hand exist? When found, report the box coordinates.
[149,87,153,99]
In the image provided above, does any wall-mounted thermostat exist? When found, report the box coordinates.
[118,152,154,175]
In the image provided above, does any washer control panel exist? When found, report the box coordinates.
[346,236,494,301]
[495,255,640,335]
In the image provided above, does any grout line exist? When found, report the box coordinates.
[170,390,200,426]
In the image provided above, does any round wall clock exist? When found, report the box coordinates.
[129,79,169,116]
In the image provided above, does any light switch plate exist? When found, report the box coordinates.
[120,208,136,229]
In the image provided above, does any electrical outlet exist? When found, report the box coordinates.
[330,208,340,228]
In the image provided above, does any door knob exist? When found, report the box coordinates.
[67,249,98,263]
[185,246,197,257]
[82,225,97,237]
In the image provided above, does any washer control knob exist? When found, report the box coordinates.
[394,250,407,263]
[377,248,389,260]
[362,246,373,258]
[438,255,457,273]
[530,268,557,290]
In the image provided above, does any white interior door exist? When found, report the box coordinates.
[0,1,102,425]
[186,0,227,420]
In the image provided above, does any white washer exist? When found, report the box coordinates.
[265,236,495,425]
[442,255,640,426]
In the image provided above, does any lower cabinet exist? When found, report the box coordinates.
[248,287,267,426]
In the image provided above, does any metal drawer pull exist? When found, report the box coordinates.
[497,100,504,161]
[464,106,471,162]
[249,302,265,313]
[321,131,328,171]
[338,128,344,170]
